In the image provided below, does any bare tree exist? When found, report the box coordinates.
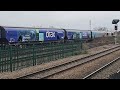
[93,27,108,31]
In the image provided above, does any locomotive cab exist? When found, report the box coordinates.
[0,26,8,44]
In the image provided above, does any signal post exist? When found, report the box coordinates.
[112,19,119,45]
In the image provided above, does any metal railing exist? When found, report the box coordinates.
[0,41,83,72]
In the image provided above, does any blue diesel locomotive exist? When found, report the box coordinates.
[0,26,66,44]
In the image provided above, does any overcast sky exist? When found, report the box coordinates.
[0,11,120,31]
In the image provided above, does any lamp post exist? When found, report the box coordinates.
[89,20,91,31]
[112,19,119,45]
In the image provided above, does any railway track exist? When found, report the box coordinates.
[83,57,120,79]
[108,69,120,79]
[17,45,120,79]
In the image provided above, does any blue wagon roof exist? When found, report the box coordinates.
[2,26,63,30]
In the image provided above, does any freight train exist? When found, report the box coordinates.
[0,26,112,44]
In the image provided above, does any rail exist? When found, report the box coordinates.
[83,57,120,79]
[17,45,120,79]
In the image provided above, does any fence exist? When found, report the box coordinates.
[0,41,83,72]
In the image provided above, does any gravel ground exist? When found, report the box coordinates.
[0,44,118,79]
[90,58,120,79]
[109,72,120,79]
[47,48,120,79]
